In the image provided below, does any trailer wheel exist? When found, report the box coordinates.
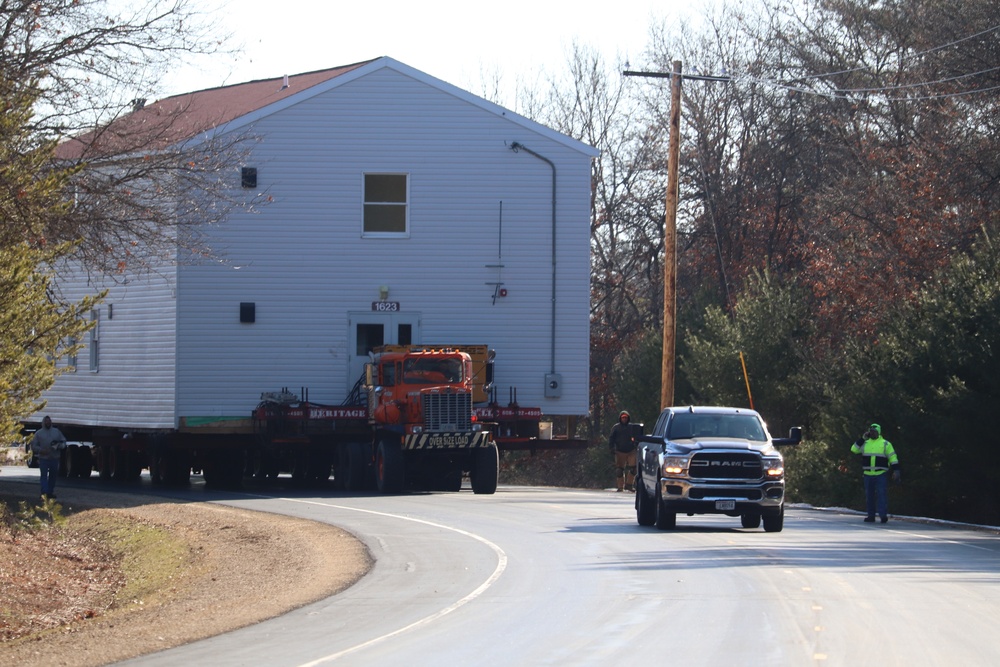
[203,448,245,490]
[163,452,192,486]
[68,447,92,478]
[339,442,369,491]
[470,444,498,495]
[96,446,112,480]
[375,438,404,493]
[110,449,142,482]
[106,446,123,481]
[441,469,463,492]
[290,453,309,486]
[65,446,93,479]
[253,450,280,482]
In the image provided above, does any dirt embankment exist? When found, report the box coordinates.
[0,485,372,667]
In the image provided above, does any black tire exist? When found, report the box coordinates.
[654,486,676,530]
[95,446,111,480]
[107,446,124,481]
[290,452,310,486]
[62,447,88,478]
[375,438,404,493]
[636,478,656,526]
[309,456,332,482]
[763,506,784,533]
[340,442,369,491]
[741,512,762,529]
[203,448,244,490]
[163,452,192,486]
[436,469,463,492]
[470,444,499,495]
[149,452,164,485]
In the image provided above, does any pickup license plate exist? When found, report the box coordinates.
[715,500,736,510]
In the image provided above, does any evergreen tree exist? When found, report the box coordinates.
[0,80,100,440]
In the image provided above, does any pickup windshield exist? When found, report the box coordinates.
[667,413,766,442]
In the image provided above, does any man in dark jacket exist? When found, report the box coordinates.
[609,411,637,492]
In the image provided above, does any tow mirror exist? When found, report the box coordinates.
[773,426,803,447]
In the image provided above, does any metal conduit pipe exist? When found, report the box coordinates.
[508,141,557,374]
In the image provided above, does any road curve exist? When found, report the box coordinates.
[90,484,1000,667]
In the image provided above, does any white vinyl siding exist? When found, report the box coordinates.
[38,58,596,429]
[36,264,178,429]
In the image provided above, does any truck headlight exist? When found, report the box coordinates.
[764,459,784,478]
[662,456,689,476]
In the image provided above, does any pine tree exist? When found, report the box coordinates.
[0,79,101,442]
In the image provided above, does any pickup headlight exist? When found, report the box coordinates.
[662,456,690,476]
[763,458,784,478]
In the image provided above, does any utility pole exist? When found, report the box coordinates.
[624,64,730,409]
[662,60,681,410]
[625,61,682,410]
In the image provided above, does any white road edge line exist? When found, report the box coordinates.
[800,513,996,552]
[269,497,508,666]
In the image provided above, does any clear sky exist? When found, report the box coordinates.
[162,0,700,104]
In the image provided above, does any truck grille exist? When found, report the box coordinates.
[423,391,472,432]
[688,452,762,480]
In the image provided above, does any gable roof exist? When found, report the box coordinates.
[56,59,375,160]
[57,56,599,160]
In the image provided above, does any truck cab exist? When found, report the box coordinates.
[365,347,496,493]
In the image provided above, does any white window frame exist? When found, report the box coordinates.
[362,172,409,238]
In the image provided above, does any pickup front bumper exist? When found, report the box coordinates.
[658,478,784,513]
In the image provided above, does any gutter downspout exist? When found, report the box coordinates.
[509,141,557,375]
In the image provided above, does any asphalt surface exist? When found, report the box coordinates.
[4,467,1000,666]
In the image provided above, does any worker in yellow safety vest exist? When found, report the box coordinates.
[850,423,901,524]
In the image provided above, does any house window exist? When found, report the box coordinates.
[363,173,408,236]
[67,336,77,372]
[89,309,100,372]
[356,323,384,355]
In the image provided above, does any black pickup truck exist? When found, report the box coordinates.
[635,406,801,532]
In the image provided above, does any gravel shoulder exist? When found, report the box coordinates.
[0,484,373,667]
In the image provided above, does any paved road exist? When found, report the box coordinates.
[5,468,1000,666]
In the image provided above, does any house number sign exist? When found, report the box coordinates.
[371,301,400,312]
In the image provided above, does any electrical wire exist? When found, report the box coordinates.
[776,23,1000,83]
[738,75,1000,102]
[667,22,1000,102]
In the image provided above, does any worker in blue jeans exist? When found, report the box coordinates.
[27,416,67,499]
[850,423,901,523]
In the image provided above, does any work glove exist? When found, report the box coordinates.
[854,438,864,448]
[891,470,901,483]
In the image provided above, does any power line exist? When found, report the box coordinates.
[652,22,1000,101]
[778,23,1000,83]
[741,74,1000,102]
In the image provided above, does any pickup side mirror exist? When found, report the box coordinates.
[637,433,670,455]
[773,426,803,447]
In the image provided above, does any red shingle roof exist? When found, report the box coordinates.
[57,59,377,160]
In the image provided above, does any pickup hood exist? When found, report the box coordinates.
[667,438,776,455]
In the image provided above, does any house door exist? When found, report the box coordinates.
[347,312,421,391]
